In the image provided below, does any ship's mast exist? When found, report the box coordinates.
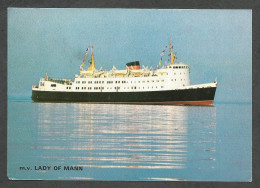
[169,37,176,65]
[87,44,96,71]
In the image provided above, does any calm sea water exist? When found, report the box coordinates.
[8,98,251,181]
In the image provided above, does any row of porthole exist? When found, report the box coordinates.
[73,79,185,89]
[103,86,165,90]
[76,79,166,84]
[174,72,186,75]
[76,74,187,85]
[71,86,165,91]
[171,79,185,81]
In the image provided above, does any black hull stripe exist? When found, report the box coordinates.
[32,87,217,105]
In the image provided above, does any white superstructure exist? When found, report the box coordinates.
[32,38,217,93]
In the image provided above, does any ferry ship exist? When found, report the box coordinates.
[32,38,217,105]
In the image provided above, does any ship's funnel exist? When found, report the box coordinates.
[126,61,140,70]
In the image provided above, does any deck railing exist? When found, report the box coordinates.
[41,77,72,85]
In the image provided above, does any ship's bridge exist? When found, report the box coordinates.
[167,63,190,70]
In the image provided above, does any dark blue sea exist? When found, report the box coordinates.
[8,97,251,181]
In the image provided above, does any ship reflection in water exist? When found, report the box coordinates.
[35,103,216,180]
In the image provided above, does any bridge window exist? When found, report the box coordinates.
[51,84,56,87]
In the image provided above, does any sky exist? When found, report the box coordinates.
[8,8,252,103]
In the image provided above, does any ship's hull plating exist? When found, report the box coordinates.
[32,87,217,106]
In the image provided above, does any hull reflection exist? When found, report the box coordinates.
[36,103,189,170]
